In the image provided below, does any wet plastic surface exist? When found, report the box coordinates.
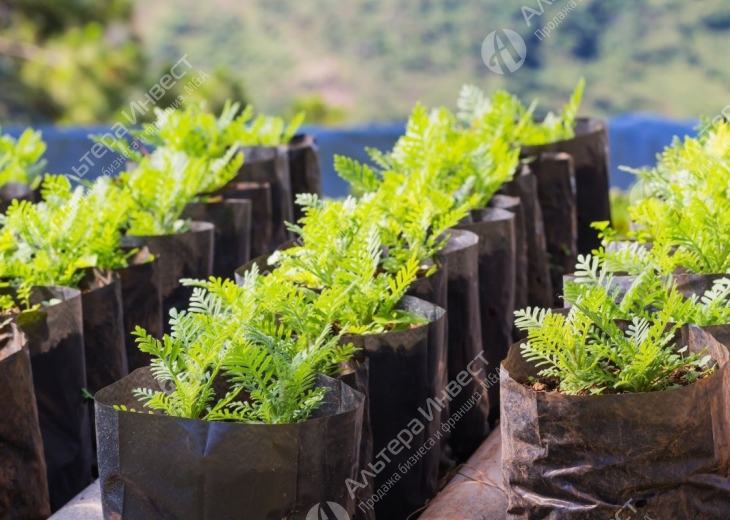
[501,325,730,519]
[95,369,364,520]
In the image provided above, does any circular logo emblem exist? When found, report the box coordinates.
[305,502,350,520]
[481,29,527,74]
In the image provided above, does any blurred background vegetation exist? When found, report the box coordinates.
[2,0,729,125]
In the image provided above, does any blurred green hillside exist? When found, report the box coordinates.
[3,0,730,124]
[132,0,730,122]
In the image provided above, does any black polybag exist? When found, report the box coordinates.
[457,207,516,421]
[116,248,164,371]
[96,369,365,520]
[183,198,252,278]
[216,181,273,259]
[502,166,553,308]
[79,268,128,394]
[224,145,293,252]
[501,324,730,520]
[0,181,34,213]
[440,230,490,461]
[406,261,451,473]
[0,322,50,519]
[489,194,527,339]
[288,134,323,223]
[337,357,375,520]
[3,286,93,512]
[675,273,730,347]
[341,296,446,520]
[521,117,611,255]
[528,152,578,306]
[122,222,214,330]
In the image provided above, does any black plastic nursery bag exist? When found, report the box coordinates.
[528,152,578,306]
[440,230,491,461]
[502,166,553,308]
[0,322,50,520]
[122,221,214,330]
[226,145,293,252]
[3,286,93,512]
[457,207,516,421]
[0,181,34,213]
[288,134,323,223]
[489,194,527,339]
[501,324,730,519]
[406,260,452,472]
[337,357,375,520]
[341,296,446,520]
[183,198,252,278]
[216,181,273,259]
[116,248,164,371]
[521,117,611,255]
[79,268,128,394]
[96,369,365,520]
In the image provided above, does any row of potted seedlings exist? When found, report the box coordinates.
[0,105,319,517]
[0,79,610,519]
[499,119,730,518]
[89,80,610,520]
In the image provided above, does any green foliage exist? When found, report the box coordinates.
[130,274,357,423]
[515,296,713,395]
[566,254,730,327]
[0,127,47,187]
[0,175,132,288]
[457,78,585,146]
[598,120,730,275]
[269,195,429,333]
[135,101,304,155]
[120,146,243,236]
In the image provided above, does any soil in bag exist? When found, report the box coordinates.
[502,166,553,308]
[337,357,375,520]
[341,296,446,520]
[225,145,293,252]
[489,194,527,340]
[288,134,323,223]
[122,222,214,332]
[116,248,164,371]
[457,207,516,423]
[183,198,252,279]
[0,322,51,520]
[501,324,730,520]
[96,369,364,520]
[216,181,273,259]
[521,117,610,255]
[528,152,578,306]
[440,230,490,461]
[2,286,93,512]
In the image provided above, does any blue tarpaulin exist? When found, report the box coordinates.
[5,113,698,197]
